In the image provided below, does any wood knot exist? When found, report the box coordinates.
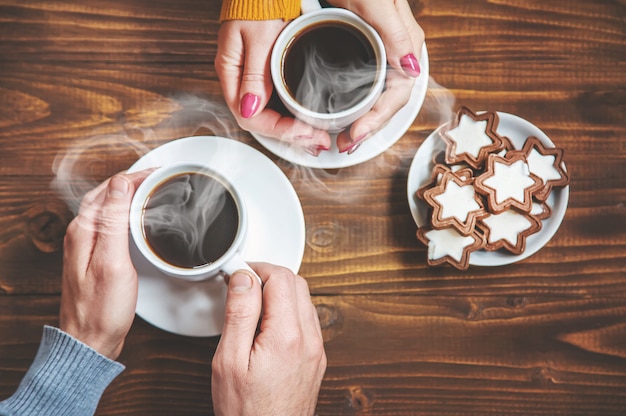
[315,303,344,342]
[531,367,557,385]
[465,300,483,320]
[25,200,73,253]
[0,88,50,128]
[506,295,527,308]
[346,386,374,411]
[306,222,345,253]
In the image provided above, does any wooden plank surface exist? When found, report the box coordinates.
[1,0,625,414]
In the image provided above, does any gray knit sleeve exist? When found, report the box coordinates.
[0,325,125,416]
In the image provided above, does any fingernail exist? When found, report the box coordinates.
[400,53,420,77]
[347,143,362,155]
[229,271,253,292]
[339,133,368,154]
[240,93,260,118]
[305,145,326,157]
[107,176,129,199]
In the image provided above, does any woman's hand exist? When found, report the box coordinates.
[216,19,332,156]
[331,0,425,153]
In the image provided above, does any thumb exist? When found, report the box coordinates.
[238,42,273,119]
[92,174,134,260]
[355,2,422,77]
[218,270,263,366]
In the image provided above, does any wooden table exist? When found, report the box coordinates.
[1,0,625,414]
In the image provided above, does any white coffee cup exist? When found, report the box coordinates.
[270,1,387,132]
[129,162,257,283]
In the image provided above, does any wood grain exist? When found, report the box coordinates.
[0,0,625,414]
[3,295,625,415]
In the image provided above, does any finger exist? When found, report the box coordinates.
[351,0,423,76]
[238,29,275,119]
[216,23,246,117]
[125,168,157,190]
[396,0,426,54]
[75,169,153,229]
[67,169,151,268]
[216,23,331,150]
[75,177,110,229]
[337,70,414,153]
[294,276,322,340]
[65,176,111,271]
[90,168,153,262]
[250,263,301,332]
[91,174,136,267]
[241,109,332,150]
[217,270,263,368]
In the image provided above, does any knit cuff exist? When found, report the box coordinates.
[0,326,124,416]
[220,0,301,22]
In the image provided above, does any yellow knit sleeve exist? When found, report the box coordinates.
[220,0,301,22]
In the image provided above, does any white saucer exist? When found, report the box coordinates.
[127,136,305,336]
[252,43,429,168]
[407,112,569,266]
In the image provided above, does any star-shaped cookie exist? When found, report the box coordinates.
[440,107,504,169]
[423,171,486,235]
[416,225,485,270]
[477,209,542,254]
[474,153,543,213]
[518,136,569,201]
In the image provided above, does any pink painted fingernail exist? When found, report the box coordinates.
[240,93,260,118]
[400,53,420,77]
[347,143,362,155]
[305,145,330,157]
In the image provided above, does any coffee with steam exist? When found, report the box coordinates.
[282,21,377,114]
[141,172,239,269]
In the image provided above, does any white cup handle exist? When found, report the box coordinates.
[301,0,322,14]
[221,255,263,287]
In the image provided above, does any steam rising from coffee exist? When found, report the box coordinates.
[142,171,238,268]
[283,22,378,115]
[50,76,456,244]
[294,44,378,114]
[51,96,239,232]
[284,76,456,200]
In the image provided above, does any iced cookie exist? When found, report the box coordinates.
[423,171,486,235]
[416,164,474,201]
[496,136,516,158]
[477,209,542,255]
[414,107,570,270]
[516,136,569,201]
[415,163,451,201]
[531,199,552,221]
[416,225,485,270]
[474,152,543,213]
[440,107,504,169]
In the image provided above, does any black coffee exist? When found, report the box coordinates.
[282,21,377,114]
[142,172,239,269]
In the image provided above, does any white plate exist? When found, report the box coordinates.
[127,136,305,336]
[252,43,429,168]
[407,112,569,266]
